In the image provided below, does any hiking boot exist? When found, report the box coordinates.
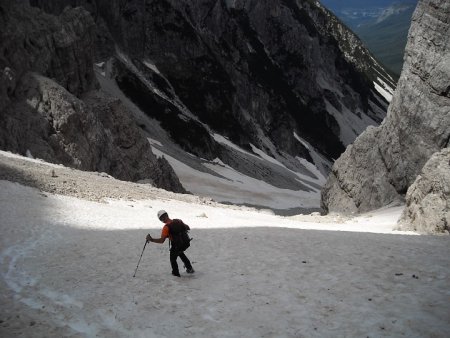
[186,268,195,274]
[172,271,181,277]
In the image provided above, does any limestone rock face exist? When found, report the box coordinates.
[1,72,184,192]
[321,0,450,216]
[0,2,97,98]
[398,148,450,233]
[28,0,394,169]
[15,0,401,209]
[321,126,402,213]
[0,1,186,193]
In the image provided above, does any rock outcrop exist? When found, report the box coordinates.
[0,1,185,193]
[321,0,450,218]
[397,148,450,233]
[2,0,401,206]
[28,0,393,173]
[0,2,97,100]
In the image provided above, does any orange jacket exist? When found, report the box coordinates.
[161,224,171,240]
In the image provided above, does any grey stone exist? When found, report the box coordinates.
[0,2,186,193]
[397,148,450,233]
[1,72,185,192]
[29,0,392,171]
[322,0,450,218]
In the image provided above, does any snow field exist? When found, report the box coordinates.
[1,180,450,337]
[151,147,321,211]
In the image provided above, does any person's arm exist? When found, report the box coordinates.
[146,225,169,244]
[147,236,166,244]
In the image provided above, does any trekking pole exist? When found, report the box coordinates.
[133,241,147,277]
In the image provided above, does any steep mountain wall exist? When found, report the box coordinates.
[2,0,397,209]
[321,0,450,222]
[29,0,392,170]
[0,1,185,192]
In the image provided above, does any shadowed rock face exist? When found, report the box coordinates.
[0,3,97,107]
[2,0,396,202]
[0,1,185,193]
[27,0,392,171]
[321,0,450,221]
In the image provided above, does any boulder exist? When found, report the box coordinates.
[397,148,450,233]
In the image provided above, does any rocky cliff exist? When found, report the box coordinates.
[103,0,393,157]
[321,0,450,231]
[397,148,450,233]
[2,0,396,210]
[0,1,185,192]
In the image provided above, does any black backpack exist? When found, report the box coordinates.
[168,219,191,252]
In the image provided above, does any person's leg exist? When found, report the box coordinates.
[179,252,194,272]
[170,250,180,276]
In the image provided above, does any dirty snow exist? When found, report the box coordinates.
[1,153,450,338]
[152,147,320,210]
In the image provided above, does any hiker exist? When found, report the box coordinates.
[146,210,194,277]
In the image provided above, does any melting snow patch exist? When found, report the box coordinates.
[250,144,281,166]
[151,147,319,209]
[293,132,310,150]
[296,157,326,184]
[143,60,161,74]
[374,77,394,102]
[147,137,163,147]
[212,133,255,157]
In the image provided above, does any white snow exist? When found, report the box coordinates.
[212,133,255,158]
[293,134,332,176]
[115,48,201,125]
[296,157,327,185]
[152,147,319,210]
[210,135,325,202]
[143,60,161,75]
[250,143,283,166]
[373,77,395,103]
[293,132,310,150]
[372,66,396,88]
[245,144,324,189]
[1,177,449,338]
[147,137,163,147]
[324,99,378,146]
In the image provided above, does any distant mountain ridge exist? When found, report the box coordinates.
[320,0,418,76]
[376,2,413,23]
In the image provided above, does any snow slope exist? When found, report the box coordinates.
[1,155,449,337]
[94,64,326,214]
[152,146,322,211]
